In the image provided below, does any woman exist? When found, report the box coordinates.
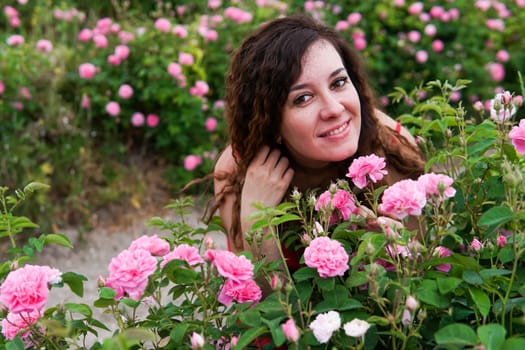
[213,14,425,266]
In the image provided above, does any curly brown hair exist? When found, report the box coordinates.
[215,14,425,250]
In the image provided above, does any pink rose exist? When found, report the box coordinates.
[168,62,183,79]
[131,112,145,126]
[218,279,262,306]
[154,18,171,32]
[78,63,97,79]
[118,84,133,99]
[347,154,388,189]
[470,238,483,252]
[417,173,456,202]
[173,24,188,38]
[0,265,61,313]
[179,52,194,65]
[35,39,53,52]
[105,101,120,116]
[4,6,18,18]
[205,117,217,132]
[415,50,428,64]
[487,62,505,82]
[146,113,159,127]
[78,28,93,42]
[315,189,358,224]
[304,237,349,278]
[81,95,90,109]
[496,235,507,248]
[6,34,24,46]
[378,179,427,220]
[114,45,130,60]
[496,49,509,62]
[0,80,5,95]
[105,248,158,300]
[432,39,444,53]
[424,24,437,37]
[509,119,525,154]
[207,249,254,282]
[189,80,210,97]
[129,234,170,256]
[408,2,424,15]
[434,246,452,273]
[161,244,204,268]
[93,33,108,48]
[191,332,205,349]
[347,12,362,24]
[184,155,202,171]
[107,54,121,66]
[282,318,300,343]
[96,17,112,34]
[1,310,42,340]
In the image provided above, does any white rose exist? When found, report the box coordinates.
[309,311,341,343]
[343,318,371,338]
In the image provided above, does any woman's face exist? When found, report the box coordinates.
[280,39,362,169]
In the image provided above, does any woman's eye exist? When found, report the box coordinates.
[293,94,312,105]
[332,77,348,89]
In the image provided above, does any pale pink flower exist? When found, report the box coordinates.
[204,29,218,41]
[118,30,135,43]
[495,49,509,63]
[105,101,120,116]
[487,62,505,82]
[415,50,428,63]
[401,308,412,325]
[154,18,171,32]
[486,18,505,31]
[10,17,20,27]
[470,238,483,252]
[179,52,194,65]
[208,0,222,9]
[408,2,424,15]
[429,5,444,18]
[96,17,112,34]
[282,319,300,343]
[205,117,217,132]
[184,154,202,171]
[7,34,24,46]
[432,39,444,52]
[107,54,121,66]
[407,30,421,43]
[19,86,31,99]
[434,246,452,273]
[35,39,53,52]
[131,112,145,126]
[191,332,205,349]
[1,310,42,340]
[146,114,160,127]
[304,237,349,278]
[343,318,370,338]
[129,234,170,256]
[190,80,210,97]
[347,12,362,24]
[378,179,427,219]
[335,20,349,31]
[347,154,388,189]
[218,279,262,306]
[309,311,341,344]
[315,189,358,223]
[491,91,516,121]
[4,6,19,18]
[517,0,525,7]
[0,265,61,312]
[206,249,254,282]
[354,37,367,51]
[424,24,437,37]
[473,101,484,111]
[172,24,188,38]
[78,63,97,79]
[496,235,507,248]
[114,45,130,60]
[105,248,158,300]
[168,62,183,78]
[93,33,108,48]
[161,244,204,268]
[224,7,253,24]
[81,95,90,109]
[476,0,491,11]
[417,173,456,202]
[509,119,525,154]
[118,84,133,99]
[406,295,418,311]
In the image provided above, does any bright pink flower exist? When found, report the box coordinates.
[146,114,160,127]
[114,45,130,60]
[190,80,210,97]
[304,236,349,278]
[0,265,61,313]
[347,154,388,189]
[282,319,300,343]
[107,54,121,66]
[93,33,108,48]
[96,17,112,34]
[509,119,525,154]
[408,2,424,15]
[36,39,53,52]
[168,62,183,78]
[110,23,120,33]
[486,18,505,31]
[179,52,194,65]
[514,95,524,107]
[335,20,349,31]
[347,12,362,24]
[118,84,133,99]
[315,189,358,223]
[129,234,170,256]
[161,244,204,268]
[517,0,525,7]
[205,117,217,132]
[429,5,444,18]
[1,310,42,340]
[131,112,144,126]
[0,81,5,95]
[105,101,120,116]
[224,7,253,24]
[473,101,484,111]
[9,16,20,27]
[354,37,367,51]
[154,18,171,32]
[6,34,24,46]
[434,246,451,273]
[487,62,505,82]
[207,249,254,282]
[378,179,427,219]
[105,248,158,300]
[470,238,483,252]
[476,0,491,11]
[496,235,507,248]
[496,49,509,62]
[417,173,456,202]
[78,63,97,79]
[432,39,444,52]
[172,24,188,38]
[415,50,428,64]
[208,0,222,9]
[218,279,262,306]
[81,95,90,109]
[4,6,18,18]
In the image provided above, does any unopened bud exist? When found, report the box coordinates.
[406,295,418,311]
[291,187,302,202]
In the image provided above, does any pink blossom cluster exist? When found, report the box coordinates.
[304,236,349,278]
[224,7,253,23]
[206,249,262,306]
[0,264,62,340]
[315,189,358,225]
[346,154,388,189]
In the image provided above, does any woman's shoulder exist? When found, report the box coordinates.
[214,144,237,175]
[375,108,418,147]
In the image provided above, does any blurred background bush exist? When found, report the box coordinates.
[1,0,523,231]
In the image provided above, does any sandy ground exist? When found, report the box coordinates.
[36,205,227,342]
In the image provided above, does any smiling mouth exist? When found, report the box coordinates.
[320,121,349,137]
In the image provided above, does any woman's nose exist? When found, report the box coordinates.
[319,93,345,120]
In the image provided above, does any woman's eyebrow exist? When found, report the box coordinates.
[289,67,347,92]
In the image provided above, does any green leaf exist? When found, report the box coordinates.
[6,336,25,350]
[270,213,301,226]
[61,272,87,297]
[478,324,506,350]
[436,277,463,294]
[435,323,478,346]
[478,206,515,227]
[463,270,484,286]
[23,182,50,193]
[170,323,190,345]
[346,271,369,288]
[416,280,451,308]
[64,303,92,317]
[239,309,262,327]
[44,233,73,248]
[235,326,268,350]
[502,338,525,350]
[468,287,490,317]
[99,287,117,299]
[293,267,316,282]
